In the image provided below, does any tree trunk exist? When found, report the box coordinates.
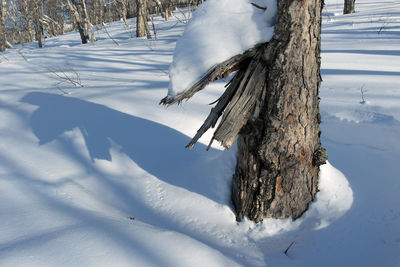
[18,0,34,42]
[343,0,355,14]
[0,0,6,52]
[67,0,90,44]
[136,0,151,39]
[232,0,326,222]
[118,0,129,27]
[32,0,43,48]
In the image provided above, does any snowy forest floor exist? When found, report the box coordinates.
[0,0,400,266]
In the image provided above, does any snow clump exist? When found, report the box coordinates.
[168,0,277,99]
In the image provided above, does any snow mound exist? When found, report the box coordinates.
[168,0,277,98]
[246,161,353,239]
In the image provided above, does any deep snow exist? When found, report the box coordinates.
[0,0,399,266]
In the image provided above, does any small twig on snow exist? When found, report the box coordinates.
[251,2,267,11]
[284,241,295,256]
[102,23,120,46]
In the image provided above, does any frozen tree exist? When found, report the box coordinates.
[161,0,327,222]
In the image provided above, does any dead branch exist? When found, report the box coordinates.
[284,241,295,255]
[161,43,270,149]
[251,3,267,11]
[160,44,262,106]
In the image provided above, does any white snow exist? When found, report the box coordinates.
[167,0,277,98]
[0,0,400,266]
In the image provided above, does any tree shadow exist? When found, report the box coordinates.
[20,92,228,204]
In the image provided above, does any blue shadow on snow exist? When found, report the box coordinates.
[20,92,227,204]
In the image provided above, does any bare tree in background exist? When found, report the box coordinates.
[117,0,129,27]
[0,0,6,51]
[136,0,151,39]
[32,0,44,48]
[66,0,94,44]
[344,0,355,14]
[18,0,34,43]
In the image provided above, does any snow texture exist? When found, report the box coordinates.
[0,0,400,266]
[167,0,277,98]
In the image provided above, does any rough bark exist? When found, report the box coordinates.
[343,0,355,14]
[0,0,6,52]
[232,0,326,222]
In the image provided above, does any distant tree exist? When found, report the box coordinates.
[18,0,34,43]
[162,0,327,222]
[117,0,129,27]
[66,0,94,44]
[0,0,6,51]
[344,0,355,14]
[136,0,151,38]
[32,0,44,48]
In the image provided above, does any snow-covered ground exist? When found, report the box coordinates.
[0,0,399,266]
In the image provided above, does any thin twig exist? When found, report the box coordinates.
[102,23,120,46]
[251,2,267,11]
[284,241,295,255]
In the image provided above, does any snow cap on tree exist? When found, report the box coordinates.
[167,0,277,101]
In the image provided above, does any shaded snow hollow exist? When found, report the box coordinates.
[167,0,277,98]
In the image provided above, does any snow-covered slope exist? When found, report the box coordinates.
[0,0,399,266]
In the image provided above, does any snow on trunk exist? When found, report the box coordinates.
[167,0,277,99]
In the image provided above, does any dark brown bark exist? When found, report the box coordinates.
[232,0,326,222]
[343,0,355,14]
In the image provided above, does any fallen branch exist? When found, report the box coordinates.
[284,241,295,255]
[251,3,267,11]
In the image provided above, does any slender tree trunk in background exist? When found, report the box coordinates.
[136,0,151,39]
[80,0,95,42]
[19,0,34,42]
[152,0,165,18]
[32,0,43,48]
[232,0,326,222]
[164,0,173,21]
[118,0,129,27]
[343,0,355,14]
[0,0,6,52]
[67,0,90,44]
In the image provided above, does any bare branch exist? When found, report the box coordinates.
[251,3,267,11]
[160,44,262,106]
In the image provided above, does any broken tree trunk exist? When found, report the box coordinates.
[161,0,327,222]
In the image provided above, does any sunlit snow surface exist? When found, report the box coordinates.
[1,0,400,266]
[167,0,277,98]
